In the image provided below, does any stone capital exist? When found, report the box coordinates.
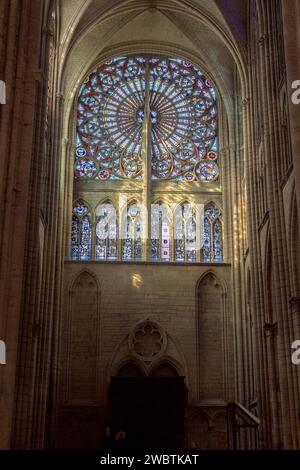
[56,93,64,102]
[42,26,54,38]
[290,297,300,313]
[242,98,250,109]
[264,322,278,338]
[32,69,44,83]
[258,34,270,46]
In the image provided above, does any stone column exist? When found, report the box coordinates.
[255,0,299,448]
[243,40,273,447]
[0,0,47,449]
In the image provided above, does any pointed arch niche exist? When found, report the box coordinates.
[196,272,229,402]
[65,270,100,403]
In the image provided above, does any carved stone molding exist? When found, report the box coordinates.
[56,93,64,102]
[242,97,250,108]
[258,34,270,46]
[264,322,278,338]
[42,26,54,38]
[290,297,300,314]
[128,319,167,364]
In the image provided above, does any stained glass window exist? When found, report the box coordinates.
[202,203,223,263]
[213,218,223,262]
[174,203,198,262]
[71,201,91,260]
[151,202,171,261]
[70,200,223,263]
[122,203,142,261]
[75,55,218,182]
[202,216,212,263]
[96,202,117,260]
[72,55,223,263]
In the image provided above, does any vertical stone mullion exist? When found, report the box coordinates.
[29,25,65,448]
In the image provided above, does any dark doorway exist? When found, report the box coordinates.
[110,375,185,449]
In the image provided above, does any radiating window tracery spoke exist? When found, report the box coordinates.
[75,55,219,182]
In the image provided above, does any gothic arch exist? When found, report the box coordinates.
[96,196,114,205]
[65,42,230,130]
[196,270,227,296]
[196,271,228,401]
[62,43,233,210]
[114,360,146,377]
[152,198,172,215]
[149,357,183,377]
[205,200,223,213]
[72,198,91,209]
[59,0,248,107]
[107,319,188,384]
[69,268,101,293]
[172,199,198,215]
[65,270,101,402]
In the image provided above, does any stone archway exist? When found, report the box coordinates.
[110,360,185,449]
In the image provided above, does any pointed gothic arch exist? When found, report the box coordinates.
[66,270,101,403]
[196,271,228,401]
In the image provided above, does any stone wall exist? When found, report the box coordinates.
[56,262,233,448]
